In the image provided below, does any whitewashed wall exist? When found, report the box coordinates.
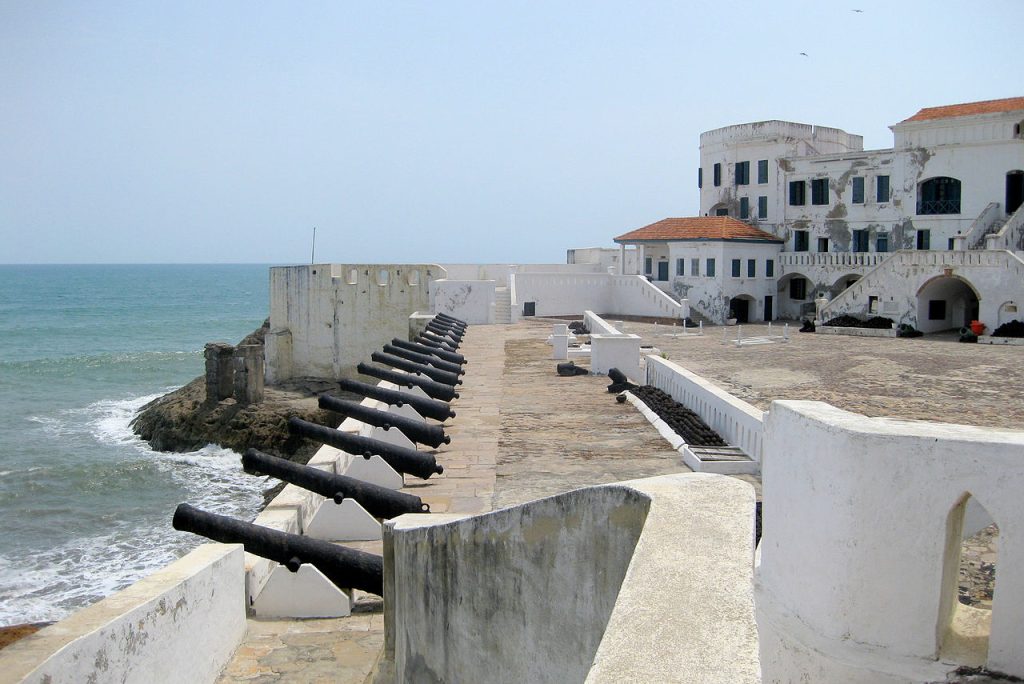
[1,545,247,684]
[758,401,1024,682]
[266,264,440,383]
[431,279,496,325]
[511,273,681,319]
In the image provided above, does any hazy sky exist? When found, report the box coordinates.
[2,1,1021,265]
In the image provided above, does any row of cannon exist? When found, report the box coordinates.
[172,312,468,597]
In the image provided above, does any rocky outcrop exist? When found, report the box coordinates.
[131,322,349,462]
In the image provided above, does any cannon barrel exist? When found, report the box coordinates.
[241,449,429,518]
[431,313,466,329]
[357,363,459,402]
[432,318,466,334]
[415,332,458,352]
[172,503,384,595]
[382,344,465,376]
[426,321,463,339]
[391,338,466,366]
[435,312,468,327]
[288,417,444,480]
[337,378,455,421]
[370,352,462,388]
[317,395,451,448]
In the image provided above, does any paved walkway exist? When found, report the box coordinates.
[218,320,692,683]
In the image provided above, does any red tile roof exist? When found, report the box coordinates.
[614,216,783,243]
[901,96,1024,123]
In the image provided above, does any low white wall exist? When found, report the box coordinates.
[430,279,495,324]
[383,473,758,684]
[591,334,642,382]
[757,401,1024,681]
[512,273,681,319]
[584,310,621,335]
[645,356,765,464]
[1,544,247,684]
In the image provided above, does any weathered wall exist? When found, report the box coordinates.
[1,545,247,684]
[757,401,1024,681]
[384,473,759,684]
[511,273,681,319]
[430,279,496,324]
[386,486,650,683]
[266,264,441,383]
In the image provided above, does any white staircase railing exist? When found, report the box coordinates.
[984,202,1024,251]
[955,202,1003,250]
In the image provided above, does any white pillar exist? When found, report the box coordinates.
[619,243,626,275]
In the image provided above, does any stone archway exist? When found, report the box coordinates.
[728,294,757,323]
[916,275,980,333]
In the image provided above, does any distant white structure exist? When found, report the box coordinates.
[616,96,1024,328]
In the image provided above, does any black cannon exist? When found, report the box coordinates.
[391,338,466,366]
[357,363,459,402]
[382,344,465,376]
[435,312,467,327]
[241,449,429,518]
[288,417,444,480]
[172,503,384,595]
[337,378,456,422]
[369,352,462,388]
[317,395,451,448]
[416,332,459,351]
[426,321,463,340]
[432,319,466,334]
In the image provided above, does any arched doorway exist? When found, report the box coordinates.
[937,492,998,667]
[1007,170,1023,215]
[777,273,813,320]
[830,273,861,298]
[916,275,980,333]
[728,295,756,323]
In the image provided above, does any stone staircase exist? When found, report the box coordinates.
[494,286,512,324]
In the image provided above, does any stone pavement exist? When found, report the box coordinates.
[218,320,693,683]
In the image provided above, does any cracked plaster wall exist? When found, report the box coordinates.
[431,280,496,324]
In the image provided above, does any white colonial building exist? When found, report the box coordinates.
[619,96,1024,328]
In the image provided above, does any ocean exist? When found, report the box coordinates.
[0,264,272,626]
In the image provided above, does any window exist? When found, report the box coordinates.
[811,178,829,205]
[644,257,652,274]
[852,176,864,204]
[758,159,768,184]
[706,258,716,277]
[790,277,807,300]
[676,258,684,276]
[715,207,728,216]
[731,259,741,277]
[948,237,956,250]
[758,196,768,219]
[765,259,775,278]
[735,161,750,185]
[817,237,829,253]
[789,180,806,205]
[794,230,809,252]
[918,177,962,214]
[852,229,869,252]
[698,168,703,189]
[747,259,756,278]
[739,197,749,219]
[691,258,699,276]
[917,229,930,250]
[876,233,889,253]
[713,163,721,187]
[876,175,890,202]
[928,300,947,320]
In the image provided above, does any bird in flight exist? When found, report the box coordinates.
[799,52,808,57]
[852,8,863,12]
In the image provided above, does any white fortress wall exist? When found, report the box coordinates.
[757,401,1024,682]
[0,544,247,684]
[265,264,441,384]
[383,473,759,684]
[430,279,496,325]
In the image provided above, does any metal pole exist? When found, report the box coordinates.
[311,226,317,264]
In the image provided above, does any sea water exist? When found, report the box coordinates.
[0,264,272,626]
